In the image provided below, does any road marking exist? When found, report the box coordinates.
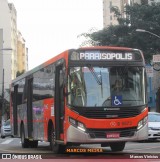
[1,139,13,144]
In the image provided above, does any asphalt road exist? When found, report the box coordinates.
[0,137,160,161]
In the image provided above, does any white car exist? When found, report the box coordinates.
[148,112,160,140]
[1,119,12,138]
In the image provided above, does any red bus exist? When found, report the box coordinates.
[10,46,148,153]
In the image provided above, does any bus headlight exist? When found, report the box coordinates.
[77,122,86,132]
[137,116,148,130]
[69,117,86,132]
[69,117,77,126]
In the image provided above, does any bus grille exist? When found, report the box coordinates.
[84,109,140,119]
[87,127,137,138]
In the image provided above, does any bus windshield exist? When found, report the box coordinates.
[67,66,145,107]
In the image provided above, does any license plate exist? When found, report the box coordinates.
[106,132,120,138]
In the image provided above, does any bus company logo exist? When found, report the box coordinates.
[110,122,116,127]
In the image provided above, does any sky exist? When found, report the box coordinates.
[8,0,103,70]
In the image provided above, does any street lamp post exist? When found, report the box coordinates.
[136,29,160,39]
[1,69,4,121]
[136,28,160,69]
[136,29,160,112]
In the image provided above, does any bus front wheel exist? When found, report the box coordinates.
[29,140,38,148]
[109,142,125,152]
[50,126,65,153]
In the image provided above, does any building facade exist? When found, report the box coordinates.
[103,0,142,27]
[0,0,28,120]
[131,0,141,4]
[0,0,14,101]
[17,31,28,75]
[148,0,160,5]
[8,3,18,80]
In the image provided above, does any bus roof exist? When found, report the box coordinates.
[79,46,137,51]
[12,49,69,84]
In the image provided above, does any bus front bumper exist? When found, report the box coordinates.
[66,124,148,143]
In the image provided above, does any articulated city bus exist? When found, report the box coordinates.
[10,46,148,153]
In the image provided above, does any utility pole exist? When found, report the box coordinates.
[1,68,4,122]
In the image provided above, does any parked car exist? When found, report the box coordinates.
[1,119,12,138]
[148,112,160,141]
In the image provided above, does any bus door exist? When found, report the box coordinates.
[27,77,33,139]
[55,63,65,140]
[13,85,18,136]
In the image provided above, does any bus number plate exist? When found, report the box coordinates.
[106,132,120,138]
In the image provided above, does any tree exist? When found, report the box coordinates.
[80,3,160,64]
[16,70,25,77]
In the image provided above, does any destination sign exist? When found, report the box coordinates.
[69,50,142,61]
[79,52,132,60]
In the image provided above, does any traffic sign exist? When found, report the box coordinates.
[153,55,160,63]
[146,66,153,77]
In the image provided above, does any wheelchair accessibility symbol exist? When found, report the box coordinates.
[112,95,122,106]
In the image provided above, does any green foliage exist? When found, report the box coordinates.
[81,3,160,63]
[16,70,25,77]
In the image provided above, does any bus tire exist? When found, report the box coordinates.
[29,140,38,148]
[21,124,29,148]
[109,142,125,152]
[50,126,65,153]
[101,143,109,147]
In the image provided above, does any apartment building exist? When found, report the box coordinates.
[17,31,28,74]
[131,0,141,4]
[0,0,28,112]
[0,0,15,99]
[103,0,141,27]
[8,3,18,80]
[148,0,160,4]
[103,0,160,27]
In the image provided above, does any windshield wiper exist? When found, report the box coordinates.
[87,64,102,85]
[87,64,103,97]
